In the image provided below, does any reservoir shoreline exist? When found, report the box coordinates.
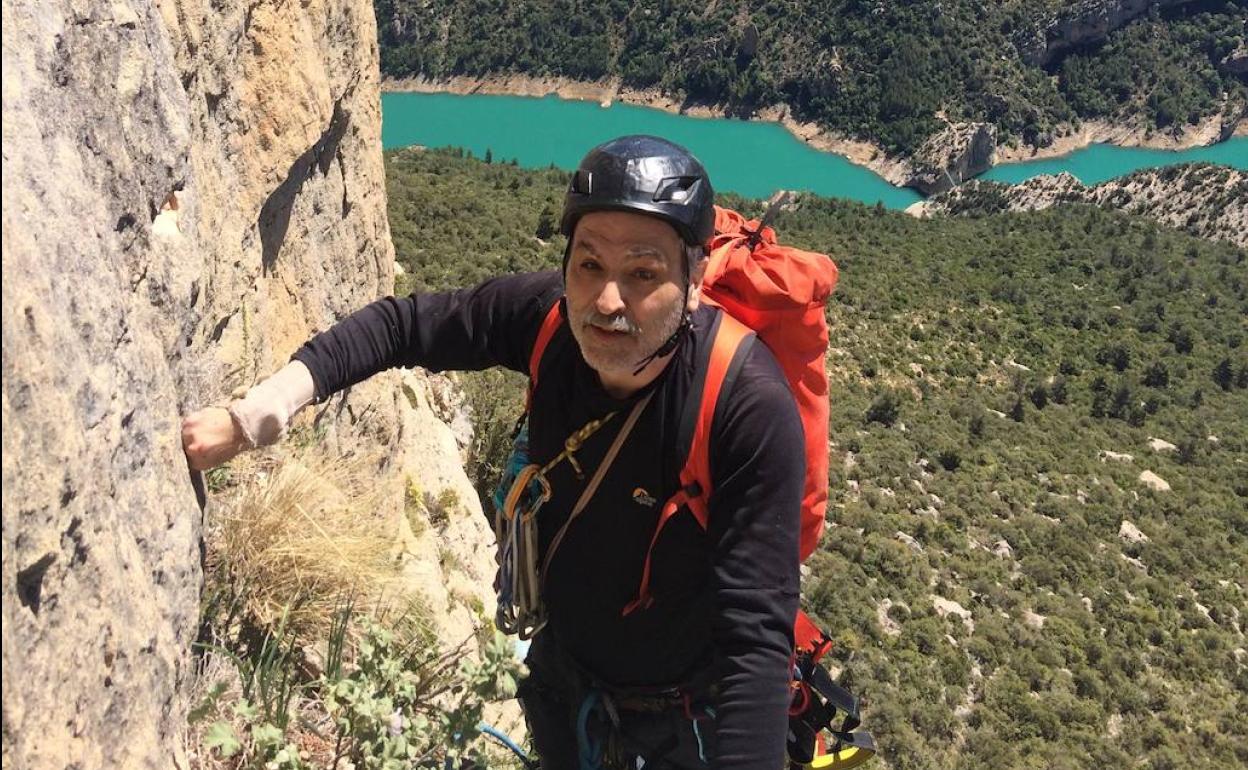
[382,73,1248,188]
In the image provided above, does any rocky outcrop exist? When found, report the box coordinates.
[2,0,391,765]
[930,595,975,634]
[1119,520,1150,545]
[1219,43,1248,76]
[1218,105,1248,142]
[913,164,1248,246]
[1148,437,1178,453]
[1016,0,1193,68]
[905,123,997,196]
[1139,470,1172,492]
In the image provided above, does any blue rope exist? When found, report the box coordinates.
[478,723,537,769]
[577,691,606,770]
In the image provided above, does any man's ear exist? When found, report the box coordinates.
[686,251,709,313]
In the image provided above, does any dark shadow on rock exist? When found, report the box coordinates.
[17,553,58,614]
[258,99,351,273]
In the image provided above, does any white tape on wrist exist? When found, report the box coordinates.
[227,361,316,447]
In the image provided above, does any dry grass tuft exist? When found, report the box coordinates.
[208,449,399,639]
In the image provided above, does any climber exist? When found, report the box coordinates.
[182,135,805,769]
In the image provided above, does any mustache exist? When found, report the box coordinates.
[583,310,640,336]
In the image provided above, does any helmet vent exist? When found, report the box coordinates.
[653,176,701,205]
[571,169,593,194]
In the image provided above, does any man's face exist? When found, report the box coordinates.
[564,211,699,381]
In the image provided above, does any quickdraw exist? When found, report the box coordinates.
[494,411,617,639]
[494,395,651,641]
[494,458,551,639]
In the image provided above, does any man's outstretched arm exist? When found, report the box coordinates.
[292,271,561,400]
[182,271,562,469]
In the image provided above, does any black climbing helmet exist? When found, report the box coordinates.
[560,135,715,248]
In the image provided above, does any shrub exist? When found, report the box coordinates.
[865,390,902,427]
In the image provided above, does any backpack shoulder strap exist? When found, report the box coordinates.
[676,309,755,529]
[527,299,565,408]
[623,309,755,616]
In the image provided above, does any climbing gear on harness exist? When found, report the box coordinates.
[493,440,551,640]
[493,392,654,640]
[786,614,876,769]
[572,684,718,770]
[560,135,715,249]
[521,633,722,770]
[493,410,614,639]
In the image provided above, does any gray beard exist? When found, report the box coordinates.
[571,296,687,379]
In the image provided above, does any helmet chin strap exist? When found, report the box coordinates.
[630,311,690,377]
[630,264,694,377]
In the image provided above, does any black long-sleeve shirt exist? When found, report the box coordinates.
[293,271,803,768]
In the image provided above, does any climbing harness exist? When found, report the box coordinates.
[570,685,718,770]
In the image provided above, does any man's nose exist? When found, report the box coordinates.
[595,280,625,316]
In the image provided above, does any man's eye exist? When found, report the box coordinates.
[634,269,656,281]
[580,260,601,272]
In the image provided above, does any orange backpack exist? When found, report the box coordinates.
[528,202,837,616]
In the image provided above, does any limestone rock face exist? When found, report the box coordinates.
[1016,0,1191,68]
[906,123,997,196]
[1,0,391,765]
[395,368,497,649]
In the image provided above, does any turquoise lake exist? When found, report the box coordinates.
[382,91,1248,209]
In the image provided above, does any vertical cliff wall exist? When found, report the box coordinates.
[1,0,395,764]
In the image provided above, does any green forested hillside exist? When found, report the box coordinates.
[386,148,1248,769]
[375,1,1248,155]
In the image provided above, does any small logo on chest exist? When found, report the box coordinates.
[632,487,657,507]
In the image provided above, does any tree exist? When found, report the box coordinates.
[1050,377,1069,404]
[1109,384,1132,419]
[535,204,557,240]
[1091,390,1109,418]
[1009,398,1025,422]
[937,448,962,472]
[1029,385,1048,410]
[1096,344,1130,372]
[1212,358,1234,391]
[1177,437,1202,465]
[1169,324,1194,354]
[865,390,901,427]
[1142,361,1169,388]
